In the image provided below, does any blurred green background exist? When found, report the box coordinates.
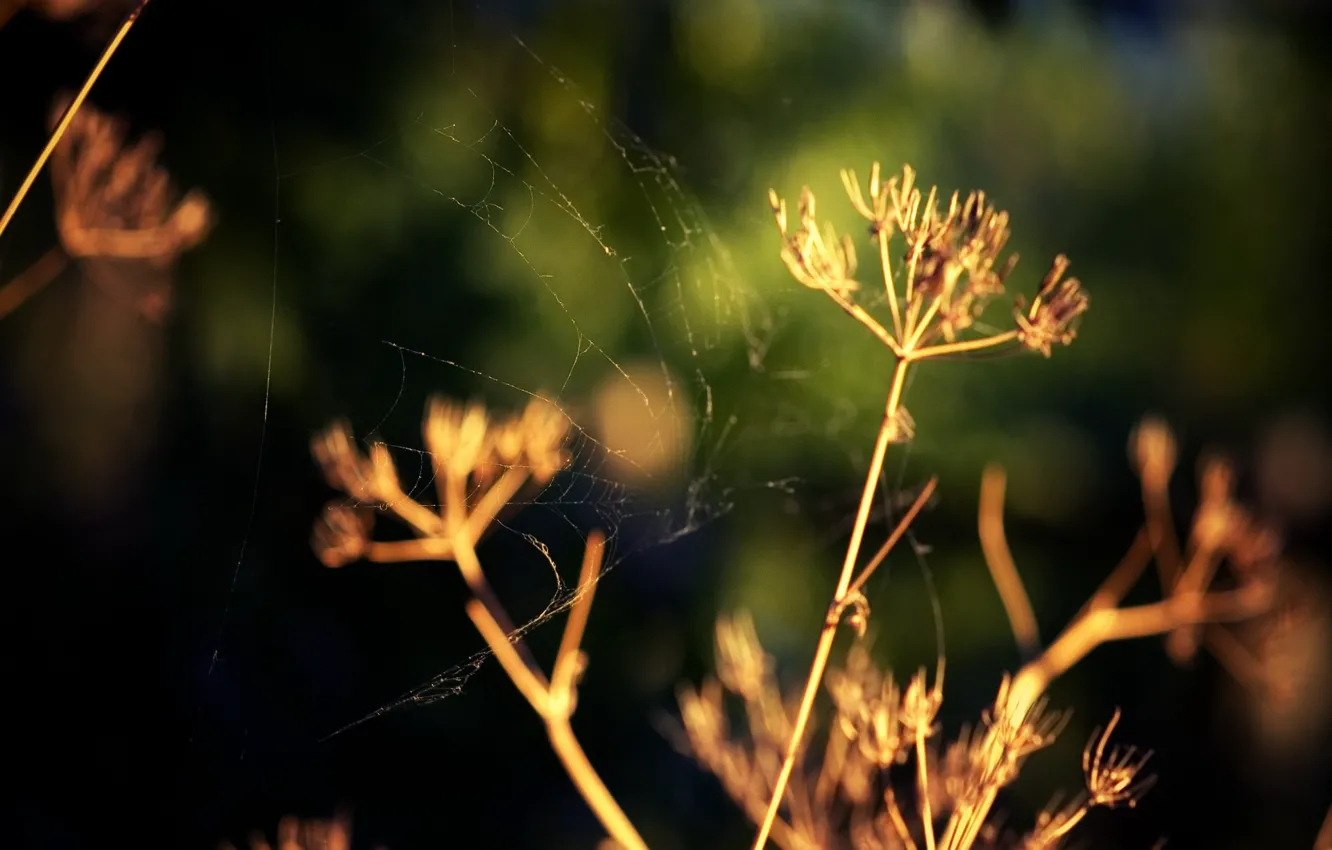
[1,1,1330,848]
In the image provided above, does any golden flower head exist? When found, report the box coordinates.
[1015,254,1088,356]
[770,186,860,298]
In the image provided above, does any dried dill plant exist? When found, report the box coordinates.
[309,397,648,850]
[667,163,1287,850]
[305,162,1287,850]
[750,163,1088,849]
[678,413,1281,850]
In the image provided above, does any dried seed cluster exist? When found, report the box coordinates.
[680,414,1284,850]
[310,396,570,568]
[770,163,1088,365]
[48,93,213,320]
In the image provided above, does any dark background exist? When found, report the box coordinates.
[1,1,1330,848]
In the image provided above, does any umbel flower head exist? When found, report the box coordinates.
[1014,254,1089,358]
[770,162,1088,362]
[310,395,572,568]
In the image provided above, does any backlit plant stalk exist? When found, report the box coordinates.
[754,164,1088,850]
[681,413,1279,850]
[0,0,148,243]
[310,398,648,850]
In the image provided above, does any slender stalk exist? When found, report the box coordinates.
[454,540,544,673]
[1006,582,1272,732]
[915,734,937,850]
[1141,460,1181,590]
[909,330,1019,361]
[825,287,903,357]
[546,717,648,850]
[0,247,67,321]
[1081,528,1152,617]
[884,790,919,850]
[465,532,647,850]
[842,476,938,602]
[903,296,943,352]
[752,359,912,850]
[0,0,150,242]
[977,465,1040,656]
[879,227,903,339]
[466,596,551,710]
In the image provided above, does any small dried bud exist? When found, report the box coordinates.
[424,396,459,460]
[1016,255,1088,356]
[367,442,402,501]
[771,186,860,297]
[900,661,945,744]
[1130,416,1177,492]
[1192,456,1243,554]
[519,398,571,482]
[714,612,771,701]
[311,504,373,568]
[312,420,374,497]
[450,403,490,477]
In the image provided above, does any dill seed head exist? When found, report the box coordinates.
[1015,255,1089,357]
[1083,709,1156,809]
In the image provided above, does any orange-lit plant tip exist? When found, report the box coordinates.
[753,164,1089,850]
[311,397,646,850]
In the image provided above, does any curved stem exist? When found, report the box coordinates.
[977,465,1040,656]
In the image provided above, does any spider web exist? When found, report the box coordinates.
[208,1,930,741]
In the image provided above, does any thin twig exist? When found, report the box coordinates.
[1081,528,1153,616]
[464,532,647,850]
[977,465,1040,656]
[0,0,150,242]
[1314,800,1332,850]
[843,476,938,602]
[0,247,67,321]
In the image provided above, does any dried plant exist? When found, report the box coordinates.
[678,415,1279,850]
[754,164,1088,850]
[0,0,146,241]
[309,396,648,850]
[304,162,1307,849]
[0,1,194,322]
[43,90,213,319]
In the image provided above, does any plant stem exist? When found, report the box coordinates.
[752,358,911,850]
[463,532,648,850]
[909,330,1019,361]
[977,465,1040,656]
[0,247,67,321]
[0,0,150,242]
[916,734,937,850]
